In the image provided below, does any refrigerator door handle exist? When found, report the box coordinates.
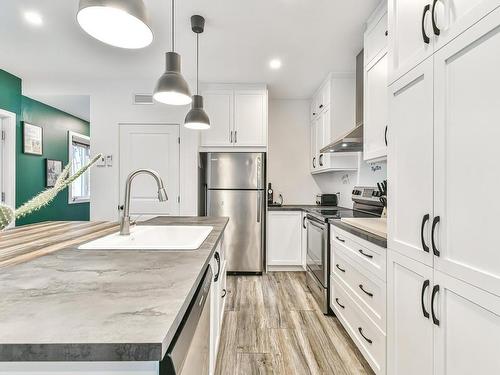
[257,191,262,223]
[204,184,208,216]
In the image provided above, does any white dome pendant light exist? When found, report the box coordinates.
[153,0,192,105]
[77,0,153,49]
[184,15,210,130]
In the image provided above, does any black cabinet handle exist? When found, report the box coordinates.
[431,0,441,35]
[319,104,324,109]
[358,327,373,344]
[336,236,345,243]
[214,252,221,282]
[431,216,440,257]
[421,279,430,319]
[319,154,324,167]
[358,249,373,259]
[336,264,346,273]
[312,157,316,168]
[431,284,440,326]
[313,112,317,116]
[335,298,345,309]
[421,214,430,253]
[384,125,388,146]
[303,216,307,229]
[422,4,431,44]
[385,30,388,36]
[221,288,227,298]
[359,284,374,297]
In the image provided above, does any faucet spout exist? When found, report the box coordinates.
[120,169,168,235]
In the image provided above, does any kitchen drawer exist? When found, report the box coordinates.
[219,260,227,325]
[331,225,386,281]
[331,275,386,375]
[333,246,386,332]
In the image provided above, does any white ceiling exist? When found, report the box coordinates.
[0,0,380,99]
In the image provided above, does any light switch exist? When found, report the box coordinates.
[106,154,113,167]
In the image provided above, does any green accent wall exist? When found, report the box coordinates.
[0,69,90,225]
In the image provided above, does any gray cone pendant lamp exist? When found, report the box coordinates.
[77,0,153,49]
[184,15,210,130]
[153,0,192,105]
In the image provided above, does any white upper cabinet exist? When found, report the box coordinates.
[201,89,234,147]
[387,251,434,375]
[200,85,268,148]
[433,8,500,297]
[364,3,389,66]
[432,0,500,49]
[388,57,434,268]
[388,0,434,83]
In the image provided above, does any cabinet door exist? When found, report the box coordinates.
[301,213,307,268]
[318,108,331,170]
[310,120,318,172]
[433,270,500,375]
[434,0,500,49]
[388,0,434,83]
[234,90,266,146]
[201,89,233,147]
[365,10,388,66]
[364,52,388,161]
[387,251,434,375]
[433,8,500,297]
[387,57,434,267]
[267,211,302,266]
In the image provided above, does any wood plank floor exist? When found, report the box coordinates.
[215,272,374,375]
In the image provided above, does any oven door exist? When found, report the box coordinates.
[306,215,328,287]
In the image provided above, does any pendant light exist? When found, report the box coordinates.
[153,0,192,105]
[77,0,153,49]
[184,15,210,130]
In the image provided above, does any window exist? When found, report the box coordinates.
[68,131,91,204]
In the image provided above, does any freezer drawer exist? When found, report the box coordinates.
[207,189,264,273]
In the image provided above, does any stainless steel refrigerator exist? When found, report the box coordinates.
[199,152,265,274]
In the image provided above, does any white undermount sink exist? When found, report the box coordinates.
[78,225,213,251]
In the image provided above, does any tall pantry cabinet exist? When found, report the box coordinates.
[387,2,500,375]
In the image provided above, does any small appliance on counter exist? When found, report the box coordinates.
[315,193,338,206]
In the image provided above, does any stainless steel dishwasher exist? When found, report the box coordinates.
[160,266,212,375]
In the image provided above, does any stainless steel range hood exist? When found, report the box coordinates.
[321,50,364,153]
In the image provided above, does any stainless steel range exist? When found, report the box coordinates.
[305,186,385,314]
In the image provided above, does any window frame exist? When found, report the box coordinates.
[67,131,91,204]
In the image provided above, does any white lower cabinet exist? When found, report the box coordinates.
[330,225,387,375]
[267,211,303,267]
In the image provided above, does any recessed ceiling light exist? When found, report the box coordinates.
[269,59,282,70]
[24,11,43,26]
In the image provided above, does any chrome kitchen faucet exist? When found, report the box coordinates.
[120,169,168,235]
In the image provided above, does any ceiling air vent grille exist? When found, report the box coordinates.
[133,93,154,105]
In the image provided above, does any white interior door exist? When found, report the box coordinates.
[388,57,434,267]
[119,124,179,217]
[433,8,500,297]
[433,270,500,375]
[387,250,434,375]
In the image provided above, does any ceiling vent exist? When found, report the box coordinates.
[133,93,154,105]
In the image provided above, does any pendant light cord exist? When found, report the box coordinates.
[196,33,199,94]
[171,0,175,51]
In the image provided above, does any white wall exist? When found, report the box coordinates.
[314,157,387,208]
[268,99,320,204]
[23,78,200,221]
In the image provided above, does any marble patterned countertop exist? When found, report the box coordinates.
[0,216,228,362]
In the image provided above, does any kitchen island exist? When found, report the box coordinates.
[0,216,228,374]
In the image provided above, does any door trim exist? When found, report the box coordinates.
[0,109,16,225]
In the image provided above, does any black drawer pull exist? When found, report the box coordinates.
[358,249,373,259]
[384,125,388,146]
[421,279,430,319]
[335,236,345,243]
[358,327,373,344]
[335,298,345,309]
[221,288,227,298]
[359,284,374,297]
[431,284,440,326]
[336,264,346,273]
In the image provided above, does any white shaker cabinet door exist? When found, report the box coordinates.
[388,0,434,83]
[387,251,434,375]
[234,90,267,147]
[267,211,302,266]
[364,52,388,162]
[433,0,500,49]
[433,8,500,297]
[201,89,234,147]
[433,270,500,375]
[387,57,434,267]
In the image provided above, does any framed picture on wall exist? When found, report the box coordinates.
[23,122,43,155]
[46,159,63,187]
